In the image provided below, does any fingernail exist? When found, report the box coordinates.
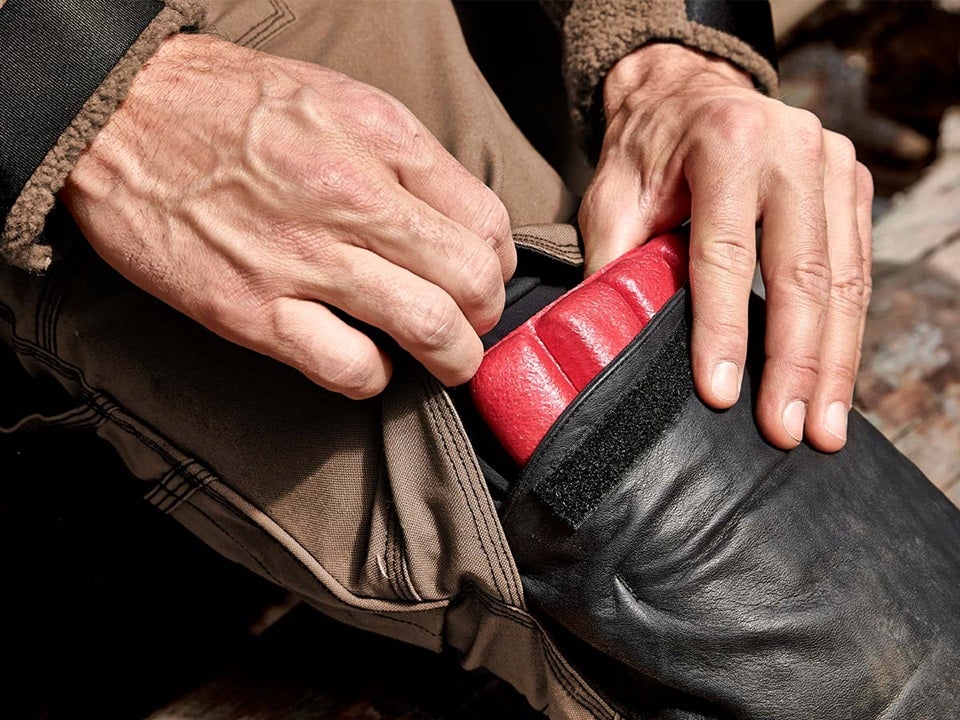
[825,401,849,441]
[783,400,806,443]
[711,361,741,402]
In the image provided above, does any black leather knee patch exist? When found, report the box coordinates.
[534,319,693,529]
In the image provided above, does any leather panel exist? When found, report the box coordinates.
[501,290,960,719]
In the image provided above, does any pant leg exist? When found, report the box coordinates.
[0,4,608,717]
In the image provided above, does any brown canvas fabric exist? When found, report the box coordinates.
[0,2,614,716]
[0,1,775,717]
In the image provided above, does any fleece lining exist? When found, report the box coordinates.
[0,0,206,272]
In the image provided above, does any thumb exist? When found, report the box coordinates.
[578,165,653,277]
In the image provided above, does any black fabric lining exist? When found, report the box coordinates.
[481,277,566,350]
[684,0,778,72]
[534,322,693,529]
[0,0,164,221]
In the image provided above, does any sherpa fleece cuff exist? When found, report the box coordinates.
[0,0,206,272]
[558,0,779,158]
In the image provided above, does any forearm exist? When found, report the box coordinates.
[0,0,205,272]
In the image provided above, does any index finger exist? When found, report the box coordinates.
[396,129,517,282]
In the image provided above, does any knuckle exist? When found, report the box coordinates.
[824,131,857,173]
[327,347,385,398]
[355,91,415,147]
[830,270,867,313]
[783,351,821,386]
[460,245,503,311]
[701,99,768,149]
[693,232,756,277]
[473,194,511,244]
[790,109,824,149]
[861,273,874,309]
[311,154,378,209]
[821,360,858,391]
[697,311,745,341]
[791,256,832,305]
[408,291,461,351]
[769,253,832,306]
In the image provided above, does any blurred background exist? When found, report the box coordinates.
[2,2,959,718]
[775,0,960,198]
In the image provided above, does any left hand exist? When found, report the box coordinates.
[579,43,873,453]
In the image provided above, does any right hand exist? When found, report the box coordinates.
[60,33,515,398]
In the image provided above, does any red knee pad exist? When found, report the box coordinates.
[469,234,688,465]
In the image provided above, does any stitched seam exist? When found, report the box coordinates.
[421,391,509,602]
[243,0,296,49]
[199,481,443,639]
[427,379,524,605]
[392,512,422,602]
[158,463,212,513]
[425,379,523,605]
[465,588,617,719]
[145,461,187,505]
[234,0,281,45]
[513,232,581,258]
[513,233,582,264]
[385,508,411,602]
[182,495,285,586]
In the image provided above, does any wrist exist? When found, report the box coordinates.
[604,43,754,119]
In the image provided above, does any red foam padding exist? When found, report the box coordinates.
[470,233,689,465]
[468,329,578,465]
[535,282,644,390]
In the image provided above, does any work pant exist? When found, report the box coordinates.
[3,2,960,719]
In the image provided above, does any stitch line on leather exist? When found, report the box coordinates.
[534,321,693,529]
[428,378,525,605]
[421,387,514,603]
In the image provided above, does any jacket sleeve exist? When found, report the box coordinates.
[540,0,779,157]
[0,0,206,273]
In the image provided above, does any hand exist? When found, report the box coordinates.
[579,43,873,452]
[61,33,515,398]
